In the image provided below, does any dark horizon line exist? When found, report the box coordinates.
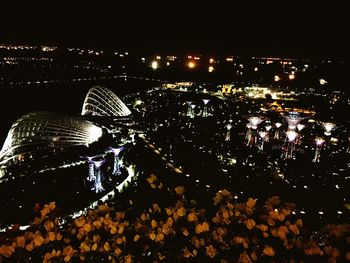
[0,40,347,62]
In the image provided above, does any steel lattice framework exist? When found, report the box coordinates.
[81,86,131,117]
[0,112,103,165]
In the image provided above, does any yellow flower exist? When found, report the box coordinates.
[289,224,300,235]
[245,219,256,230]
[206,245,216,258]
[93,220,102,229]
[152,203,161,213]
[63,245,76,259]
[147,174,157,184]
[74,217,86,228]
[187,212,198,222]
[98,204,110,213]
[149,231,156,241]
[0,245,15,258]
[262,246,275,257]
[246,198,256,208]
[175,186,185,196]
[151,219,157,229]
[15,236,26,248]
[182,228,190,236]
[176,207,186,217]
[44,220,54,232]
[91,243,98,251]
[33,234,45,247]
[80,242,90,253]
[118,225,125,234]
[57,233,63,241]
[156,233,165,242]
[267,217,275,226]
[116,237,124,245]
[115,247,122,256]
[124,254,132,263]
[251,251,258,261]
[49,202,56,211]
[195,222,210,234]
[40,206,50,218]
[48,231,55,242]
[258,224,268,232]
[141,213,149,221]
[83,223,91,233]
[103,242,110,252]
[115,212,125,221]
[165,208,173,216]
[25,242,34,252]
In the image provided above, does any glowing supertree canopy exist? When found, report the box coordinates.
[282,130,298,159]
[248,116,263,129]
[258,131,267,151]
[313,137,325,163]
[286,131,298,142]
[322,122,336,136]
[81,86,131,117]
[284,112,302,130]
[225,124,233,142]
[297,124,305,131]
[274,122,282,139]
[0,112,103,165]
[202,99,210,117]
[109,147,124,175]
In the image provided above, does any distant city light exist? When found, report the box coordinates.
[226,57,233,62]
[319,78,328,85]
[166,62,170,66]
[288,73,295,80]
[209,58,215,64]
[208,66,214,72]
[151,61,158,70]
[254,67,258,72]
[156,55,161,60]
[188,61,195,69]
[274,75,281,81]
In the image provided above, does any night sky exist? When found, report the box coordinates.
[1,1,349,58]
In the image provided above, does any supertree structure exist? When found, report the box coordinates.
[91,160,105,193]
[274,122,282,139]
[225,124,232,142]
[264,125,272,142]
[246,116,263,146]
[202,99,210,117]
[313,137,325,163]
[282,130,298,159]
[284,112,302,131]
[322,122,336,136]
[109,147,124,175]
[258,131,267,151]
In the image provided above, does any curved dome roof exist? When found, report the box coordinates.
[81,86,131,117]
[0,112,103,165]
